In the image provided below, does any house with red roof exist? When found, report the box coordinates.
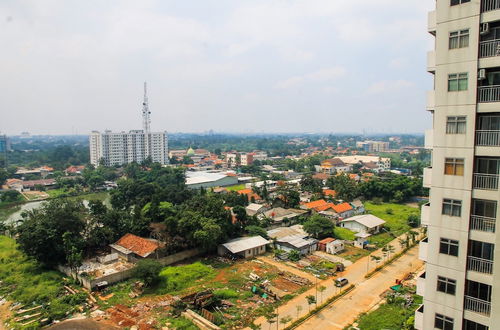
[332,202,354,219]
[110,233,164,261]
[237,188,261,202]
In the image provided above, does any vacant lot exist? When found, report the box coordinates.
[95,257,312,329]
[337,245,371,263]
[364,202,420,247]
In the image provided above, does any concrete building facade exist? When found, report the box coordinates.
[416,1,500,329]
[89,130,168,166]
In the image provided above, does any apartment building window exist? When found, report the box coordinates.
[448,73,468,91]
[449,29,469,49]
[440,238,459,256]
[463,319,489,330]
[445,158,464,175]
[451,0,470,5]
[446,116,466,134]
[442,199,462,216]
[435,313,454,330]
[437,276,457,295]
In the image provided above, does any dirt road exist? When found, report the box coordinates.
[297,246,423,329]
[253,231,424,329]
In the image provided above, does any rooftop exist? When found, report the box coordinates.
[341,214,386,229]
[222,236,269,254]
[114,233,160,258]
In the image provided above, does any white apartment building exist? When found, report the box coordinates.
[355,140,390,152]
[336,155,391,172]
[89,130,169,167]
[416,1,500,330]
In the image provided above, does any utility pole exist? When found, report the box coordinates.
[142,82,151,159]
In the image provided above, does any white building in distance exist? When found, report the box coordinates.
[89,83,169,167]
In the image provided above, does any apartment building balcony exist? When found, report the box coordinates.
[414,304,424,330]
[427,11,436,36]
[421,202,430,226]
[470,214,496,232]
[427,51,435,74]
[424,129,433,149]
[482,0,500,13]
[476,115,500,146]
[473,173,499,190]
[419,237,428,262]
[478,85,500,103]
[426,90,435,111]
[464,296,491,316]
[416,272,426,296]
[423,167,432,188]
[467,256,494,274]
[476,130,500,146]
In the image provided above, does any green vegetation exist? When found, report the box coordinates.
[158,262,216,294]
[163,317,198,330]
[302,214,334,239]
[353,291,422,330]
[133,259,163,287]
[0,235,80,323]
[333,227,356,241]
[225,184,246,191]
[337,245,370,263]
[365,202,420,246]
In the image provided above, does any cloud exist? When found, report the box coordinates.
[274,66,346,89]
[366,80,415,95]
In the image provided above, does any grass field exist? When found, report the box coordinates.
[0,235,81,325]
[225,184,246,191]
[353,293,422,330]
[364,202,420,247]
[337,245,370,263]
[333,227,356,241]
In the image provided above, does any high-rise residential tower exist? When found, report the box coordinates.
[416,1,500,329]
[89,84,168,167]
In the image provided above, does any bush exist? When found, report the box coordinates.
[214,289,239,299]
[0,190,22,203]
[245,225,268,238]
[288,250,300,261]
[407,214,420,228]
[385,208,394,215]
[133,259,163,287]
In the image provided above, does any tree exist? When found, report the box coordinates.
[133,259,163,287]
[0,168,8,185]
[407,214,420,228]
[326,174,358,202]
[63,231,84,274]
[288,250,300,261]
[245,225,268,238]
[306,295,316,311]
[302,215,334,239]
[295,305,303,319]
[318,285,326,303]
[280,315,292,327]
[0,190,22,203]
[16,199,86,266]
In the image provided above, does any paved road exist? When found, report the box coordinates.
[253,230,424,329]
[297,245,423,330]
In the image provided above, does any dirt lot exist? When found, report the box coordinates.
[91,257,312,329]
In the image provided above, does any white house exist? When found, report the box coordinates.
[339,214,386,234]
[217,236,269,259]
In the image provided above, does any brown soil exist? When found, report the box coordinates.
[48,319,120,330]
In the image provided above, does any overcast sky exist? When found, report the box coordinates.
[0,0,434,135]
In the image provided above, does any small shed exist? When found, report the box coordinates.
[218,236,269,259]
[110,233,162,262]
[326,240,345,254]
[354,232,371,249]
[318,238,336,251]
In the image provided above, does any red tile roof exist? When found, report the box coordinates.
[237,188,261,201]
[115,233,159,258]
[323,189,336,197]
[319,237,336,244]
[304,199,328,209]
[332,202,353,214]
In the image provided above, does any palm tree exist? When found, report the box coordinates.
[306,295,317,312]
[318,285,327,303]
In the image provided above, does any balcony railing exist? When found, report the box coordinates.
[478,85,500,103]
[480,40,500,58]
[476,130,500,146]
[482,0,500,12]
[464,295,491,316]
[470,215,496,232]
[467,256,494,274]
[473,173,499,190]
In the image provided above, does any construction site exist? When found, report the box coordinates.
[82,256,315,329]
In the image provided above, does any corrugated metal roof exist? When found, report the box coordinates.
[222,236,269,254]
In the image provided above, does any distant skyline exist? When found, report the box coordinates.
[1,0,434,135]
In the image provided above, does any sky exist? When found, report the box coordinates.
[0,0,435,135]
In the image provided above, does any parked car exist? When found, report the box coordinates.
[334,277,349,287]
